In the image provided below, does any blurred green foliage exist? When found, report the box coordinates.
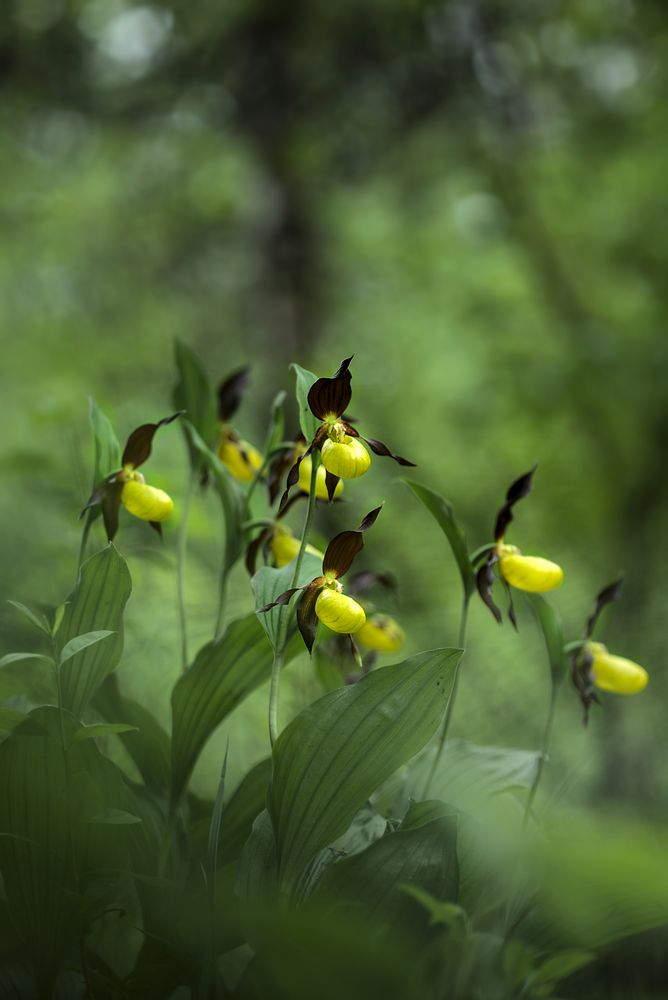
[1,1,667,992]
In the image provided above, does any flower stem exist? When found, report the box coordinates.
[523,678,560,827]
[214,564,230,640]
[177,471,196,673]
[422,593,470,798]
[268,457,319,747]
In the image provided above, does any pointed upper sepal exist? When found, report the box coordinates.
[585,577,623,639]
[322,506,383,579]
[307,357,353,420]
[494,464,537,541]
[101,481,124,542]
[121,412,182,469]
[217,367,251,422]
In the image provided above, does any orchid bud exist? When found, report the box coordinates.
[121,480,174,522]
[586,641,648,695]
[321,435,371,479]
[497,544,563,593]
[298,456,344,499]
[355,614,405,653]
[218,435,262,482]
[315,588,366,634]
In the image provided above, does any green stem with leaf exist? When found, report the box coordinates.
[423,593,470,798]
[177,471,196,672]
[523,677,560,827]
[268,457,319,747]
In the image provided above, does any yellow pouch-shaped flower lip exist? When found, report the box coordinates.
[121,480,174,522]
[218,435,262,482]
[321,435,371,479]
[355,614,405,653]
[270,525,324,568]
[315,588,366,634]
[298,456,344,499]
[498,545,564,593]
[587,641,649,695]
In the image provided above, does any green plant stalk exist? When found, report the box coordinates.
[268,457,319,747]
[77,511,93,573]
[523,677,560,827]
[177,470,196,672]
[422,593,470,798]
[214,564,230,640]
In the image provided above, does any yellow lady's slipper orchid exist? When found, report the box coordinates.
[320,434,371,480]
[355,613,405,653]
[121,477,174,522]
[298,456,344,498]
[269,524,324,568]
[315,587,366,634]
[586,641,648,695]
[497,544,564,594]
[218,433,262,483]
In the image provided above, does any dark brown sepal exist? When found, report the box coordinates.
[245,529,272,575]
[323,531,364,579]
[571,647,600,725]
[257,586,305,614]
[494,465,537,542]
[278,452,307,517]
[122,412,182,469]
[347,570,397,596]
[502,579,518,631]
[325,471,341,503]
[80,478,114,518]
[101,481,124,542]
[307,357,353,420]
[217,367,251,422]
[476,557,502,625]
[358,505,383,532]
[297,580,325,654]
[585,577,623,639]
[362,436,416,467]
[267,445,297,505]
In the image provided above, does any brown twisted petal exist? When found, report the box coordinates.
[307,357,353,420]
[476,556,502,625]
[122,412,182,469]
[297,580,326,653]
[257,587,305,614]
[101,481,124,542]
[585,577,623,639]
[277,426,326,515]
[493,465,537,542]
[362,436,416,467]
[217,367,251,421]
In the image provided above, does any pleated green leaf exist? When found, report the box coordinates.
[57,545,132,718]
[86,398,121,529]
[94,672,171,790]
[219,757,272,865]
[403,480,475,599]
[172,340,216,474]
[171,615,287,804]
[410,740,540,810]
[7,599,51,635]
[73,722,138,742]
[291,363,320,442]
[526,593,566,682]
[59,629,115,666]
[252,550,323,652]
[268,648,461,894]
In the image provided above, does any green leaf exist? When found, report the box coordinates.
[51,602,68,637]
[219,757,272,865]
[89,397,121,485]
[73,723,139,742]
[251,550,324,652]
[171,614,296,804]
[182,421,245,574]
[0,708,27,733]
[268,647,461,894]
[410,740,540,810]
[59,629,115,667]
[57,545,132,718]
[403,480,475,599]
[85,808,142,826]
[291,363,320,442]
[93,673,170,790]
[236,809,278,907]
[526,593,566,682]
[530,950,595,987]
[7,600,51,635]
[0,652,53,669]
[172,340,216,474]
[313,813,458,932]
[400,884,466,929]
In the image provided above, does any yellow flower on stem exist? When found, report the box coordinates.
[355,613,405,653]
[81,413,181,540]
[570,578,648,720]
[279,357,414,511]
[218,431,262,482]
[258,505,382,653]
[297,454,344,499]
[476,466,564,627]
[269,523,324,569]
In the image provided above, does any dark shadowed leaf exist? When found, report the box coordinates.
[307,356,353,421]
[291,364,320,442]
[409,740,540,810]
[57,545,132,718]
[219,758,272,866]
[93,673,171,790]
[72,723,138,742]
[268,648,461,894]
[121,412,181,469]
[404,481,475,599]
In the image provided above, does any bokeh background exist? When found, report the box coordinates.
[1,1,667,980]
